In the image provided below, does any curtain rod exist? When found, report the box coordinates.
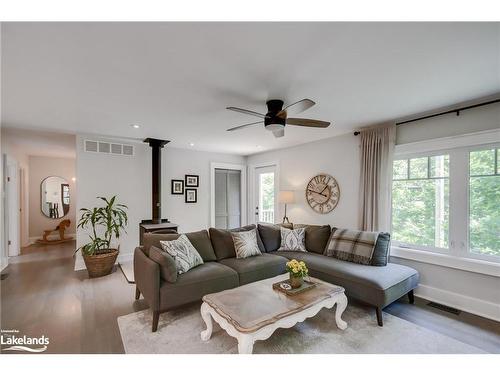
[353,98,500,136]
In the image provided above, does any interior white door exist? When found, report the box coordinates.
[5,157,20,256]
[214,168,242,229]
[254,165,277,224]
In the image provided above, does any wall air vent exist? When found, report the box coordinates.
[84,140,98,152]
[84,139,134,156]
[111,143,122,154]
[123,145,134,156]
[98,142,110,153]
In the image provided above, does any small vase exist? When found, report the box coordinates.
[289,274,303,289]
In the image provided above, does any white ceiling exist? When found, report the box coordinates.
[1,22,499,155]
[1,127,76,158]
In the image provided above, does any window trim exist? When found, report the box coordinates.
[393,129,500,265]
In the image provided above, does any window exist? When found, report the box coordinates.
[259,172,275,223]
[391,140,500,262]
[469,148,500,257]
[392,155,449,250]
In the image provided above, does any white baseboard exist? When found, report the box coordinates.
[415,283,500,322]
[74,251,133,271]
[1,257,8,272]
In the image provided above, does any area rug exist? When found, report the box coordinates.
[117,303,485,354]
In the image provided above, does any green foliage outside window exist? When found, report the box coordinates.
[392,149,499,257]
[392,154,449,249]
[469,149,500,256]
[260,173,275,211]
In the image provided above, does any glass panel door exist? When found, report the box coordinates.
[254,166,276,224]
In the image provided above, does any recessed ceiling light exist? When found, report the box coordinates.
[189,142,195,147]
[131,124,140,129]
[256,145,262,148]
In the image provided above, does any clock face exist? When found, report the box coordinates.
[306,174,340,214]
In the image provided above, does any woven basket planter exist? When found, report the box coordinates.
[83,249,119,278]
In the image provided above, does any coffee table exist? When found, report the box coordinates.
[200,274,348,354]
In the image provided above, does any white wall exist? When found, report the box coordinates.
[1,132,30,248]
[390,256,500,321]
[396,101,500,145]
[75,135,245,269]
[247,133,361,229]
[75,135,150,269]
[162,147,245,233]
[28,156,77,239]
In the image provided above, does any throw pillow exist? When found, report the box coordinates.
[160,234,204,274]
[370,232,391,266]
[209,225,265,260]
[278,227,306,252]
[149,246,177,283]
[231,229,262,259]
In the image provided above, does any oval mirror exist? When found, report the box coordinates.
[41,176,70,218]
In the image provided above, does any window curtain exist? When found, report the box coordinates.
[359,124,396,232]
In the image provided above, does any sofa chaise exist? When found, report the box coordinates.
[134,223,419,332]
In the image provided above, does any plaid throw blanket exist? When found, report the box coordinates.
[325,229,379,265]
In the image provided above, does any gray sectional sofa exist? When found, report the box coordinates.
[134,223,419,332]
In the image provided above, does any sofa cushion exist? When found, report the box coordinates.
[149,246,177,283]
[219,253,288,285]
[209,225,265,260]
[143,230,217,262]
[371,232,391,266]
[293,224,332,254]
[274,251,418,307]
[159,262,239,311]
[257,223,293,252]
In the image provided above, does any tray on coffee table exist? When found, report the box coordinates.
[272,279,317,296]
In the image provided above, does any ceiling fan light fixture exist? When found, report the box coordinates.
[265,123,285,132]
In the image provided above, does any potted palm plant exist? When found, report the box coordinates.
[77,196,128,278]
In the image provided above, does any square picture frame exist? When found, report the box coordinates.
[171,179,184,195]
[185,188,197,203]
[185,174,199,187]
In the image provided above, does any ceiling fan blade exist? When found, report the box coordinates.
[272,128,285,138]
[286,118,330,128]
[226,121,263,132]
[226,107,267,119]
[281,99,316,116]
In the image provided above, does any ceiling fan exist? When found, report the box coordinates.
[226,99,331,138]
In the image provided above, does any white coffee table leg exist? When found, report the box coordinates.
[237,335,254,354]
[334,293,348,330]
[200,302,213,341]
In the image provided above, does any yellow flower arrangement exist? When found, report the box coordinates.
[286,259,308,277]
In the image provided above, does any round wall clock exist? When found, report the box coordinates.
[306,174,340,214]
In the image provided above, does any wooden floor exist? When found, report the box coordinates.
[1,242,499,354]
